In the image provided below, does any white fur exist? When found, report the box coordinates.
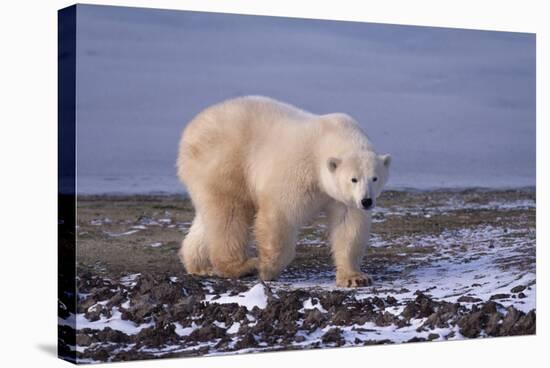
[177,96,391,287]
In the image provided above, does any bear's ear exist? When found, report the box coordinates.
[327,157,341,172]
[380,154,392,168]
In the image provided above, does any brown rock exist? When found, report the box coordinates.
[322,328,344,346]
[457,296,482,303]
[234,332,258,349]
[490,293,510,301]
[511,285,526,293]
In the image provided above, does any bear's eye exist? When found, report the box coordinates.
[373,177,378,182]
[351,178,358,183]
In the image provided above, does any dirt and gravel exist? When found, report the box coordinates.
[58,189,536,363]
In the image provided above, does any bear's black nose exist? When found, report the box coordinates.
[361,198,373,209]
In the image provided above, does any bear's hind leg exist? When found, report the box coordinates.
[254,207,297,281]
[204,198,258,278]
[179,213,213,276]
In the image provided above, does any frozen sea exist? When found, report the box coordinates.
[65,5,535,195]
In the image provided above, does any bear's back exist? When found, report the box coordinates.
[182,96,316,155]
[178,96,318,185]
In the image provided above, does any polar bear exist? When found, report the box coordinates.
[177,96,391,287]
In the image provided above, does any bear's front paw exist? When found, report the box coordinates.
[336,272,372,288]
[258,267,281,282]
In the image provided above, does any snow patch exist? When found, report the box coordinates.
[60,309,152,335]
[120,273,141,287]
[227,322,241,334]
[205,283,268,311]
[174,322,197,336]
[301,298,327,313]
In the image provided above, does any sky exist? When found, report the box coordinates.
[73,4,535,194]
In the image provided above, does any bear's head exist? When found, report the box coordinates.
[321,151,391,210]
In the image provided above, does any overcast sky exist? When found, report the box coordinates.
[74,4,535,193]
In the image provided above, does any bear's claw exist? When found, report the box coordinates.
[336,272,372,288]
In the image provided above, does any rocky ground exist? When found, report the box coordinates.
[58,189,536,363]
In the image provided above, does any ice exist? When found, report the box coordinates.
[74,4,535,196]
